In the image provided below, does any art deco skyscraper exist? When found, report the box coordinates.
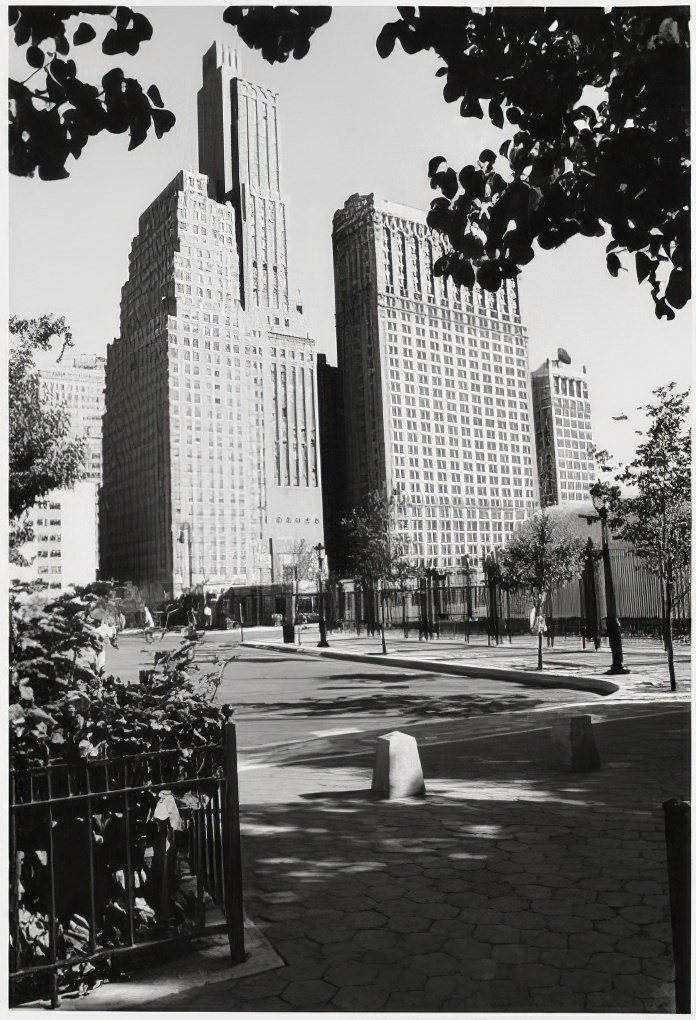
[330,194,539,573]
[531,353,596,505]
[100,45,322,601]
[198,43,289,314]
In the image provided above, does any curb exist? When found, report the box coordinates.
[241,641,620,696]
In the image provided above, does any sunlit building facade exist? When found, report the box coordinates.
[100,44,322,601]
[531,354,595,506]
[331,193,539,574]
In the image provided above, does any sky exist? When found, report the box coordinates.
[8,4,692,470]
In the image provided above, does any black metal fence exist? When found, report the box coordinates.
[10,723,244,1007]
[322,547,691,644]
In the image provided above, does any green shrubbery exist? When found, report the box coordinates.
[10,579,231,1003]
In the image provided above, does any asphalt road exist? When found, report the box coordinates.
[105,631,605,761]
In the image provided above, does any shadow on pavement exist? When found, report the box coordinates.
[235,690,549,721]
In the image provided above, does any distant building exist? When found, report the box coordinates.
[531,354,595,506]
[329,193,539,574]
[39,353,106,483]
[11,355,105,589]
[99,44,323,602]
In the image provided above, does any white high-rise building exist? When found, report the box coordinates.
[531,354,596,506]
[99,45,323,601]
[331,194,539,573]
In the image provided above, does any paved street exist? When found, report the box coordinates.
[105,629,609,756]
[73,703,689,1013]
[69,628,690,1012]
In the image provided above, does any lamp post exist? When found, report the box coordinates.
[313,543,329,648]
[587,493,630,675]
[178,521,193,590]
[379,580,388,655]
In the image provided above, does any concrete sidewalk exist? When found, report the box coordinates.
[243,630,691,701]
[69,705,690,1012]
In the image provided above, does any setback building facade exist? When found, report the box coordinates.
[330,193,539,575]
[531,355,595,506]
[100,44,322,602]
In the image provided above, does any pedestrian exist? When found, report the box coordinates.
[204,603,213,629]
[95,622,115,671]
[143,605,155,643]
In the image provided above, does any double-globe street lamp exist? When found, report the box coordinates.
[313,542,329,648]
[586,490,630,675]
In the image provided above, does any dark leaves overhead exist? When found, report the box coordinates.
[225,4,690,316]
[9,6,174,179]
[400,6,690,316]
[222,7,332,63]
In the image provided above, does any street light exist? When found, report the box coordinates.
[313,543,329,648]
[587,491,630,675]
[178,521,193,590]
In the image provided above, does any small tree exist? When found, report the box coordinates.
[601,384,691,691]
[500,510,585,669]
[9,316,85,563]
[286,539,318,587]
[340,489,414,634]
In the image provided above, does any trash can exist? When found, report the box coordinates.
[282,622,295,644]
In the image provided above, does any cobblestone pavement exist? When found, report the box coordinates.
[78,705,690,1012]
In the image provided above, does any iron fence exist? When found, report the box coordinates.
[325,548,690,644]
[10,723,244,1007]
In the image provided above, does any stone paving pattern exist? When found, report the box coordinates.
[99,706,689,1012]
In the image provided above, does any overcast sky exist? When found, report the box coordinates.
[9,5,692,469]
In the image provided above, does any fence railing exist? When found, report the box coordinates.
[214,548,690,644]
[10,723,244,1008]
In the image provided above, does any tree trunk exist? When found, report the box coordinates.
[664,566,676,692]
[537,631,543,671]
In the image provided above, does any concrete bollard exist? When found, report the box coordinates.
[372,731,426,799]
[550,714,601,772]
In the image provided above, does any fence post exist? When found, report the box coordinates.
[223,722,246,964]
[663,799,690,1013]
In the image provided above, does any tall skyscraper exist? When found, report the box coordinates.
[12,354,105,589]
[330,193,539,574]
[531,354,595,506]
[100,44,322,601]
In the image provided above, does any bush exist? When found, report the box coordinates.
[9,580,232,1003]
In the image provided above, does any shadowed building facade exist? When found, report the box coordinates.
[100,44,322,601]
[330,193,539,574]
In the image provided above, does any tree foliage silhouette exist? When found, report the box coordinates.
[9,315,85,562]
[225,6,690,318]
[9,6,175,179]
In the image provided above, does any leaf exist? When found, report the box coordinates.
[26,45,44,68]
[606,251,622,277]
[73,22,96,46]
[376,21,398,58]
[428,155,447,178]
[665,268,690,310]
[635,250,654,285]
[151,108,176,139]
[146,83,164,108]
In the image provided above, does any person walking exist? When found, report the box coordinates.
[142,605,155,643]
[203,602,213,629]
